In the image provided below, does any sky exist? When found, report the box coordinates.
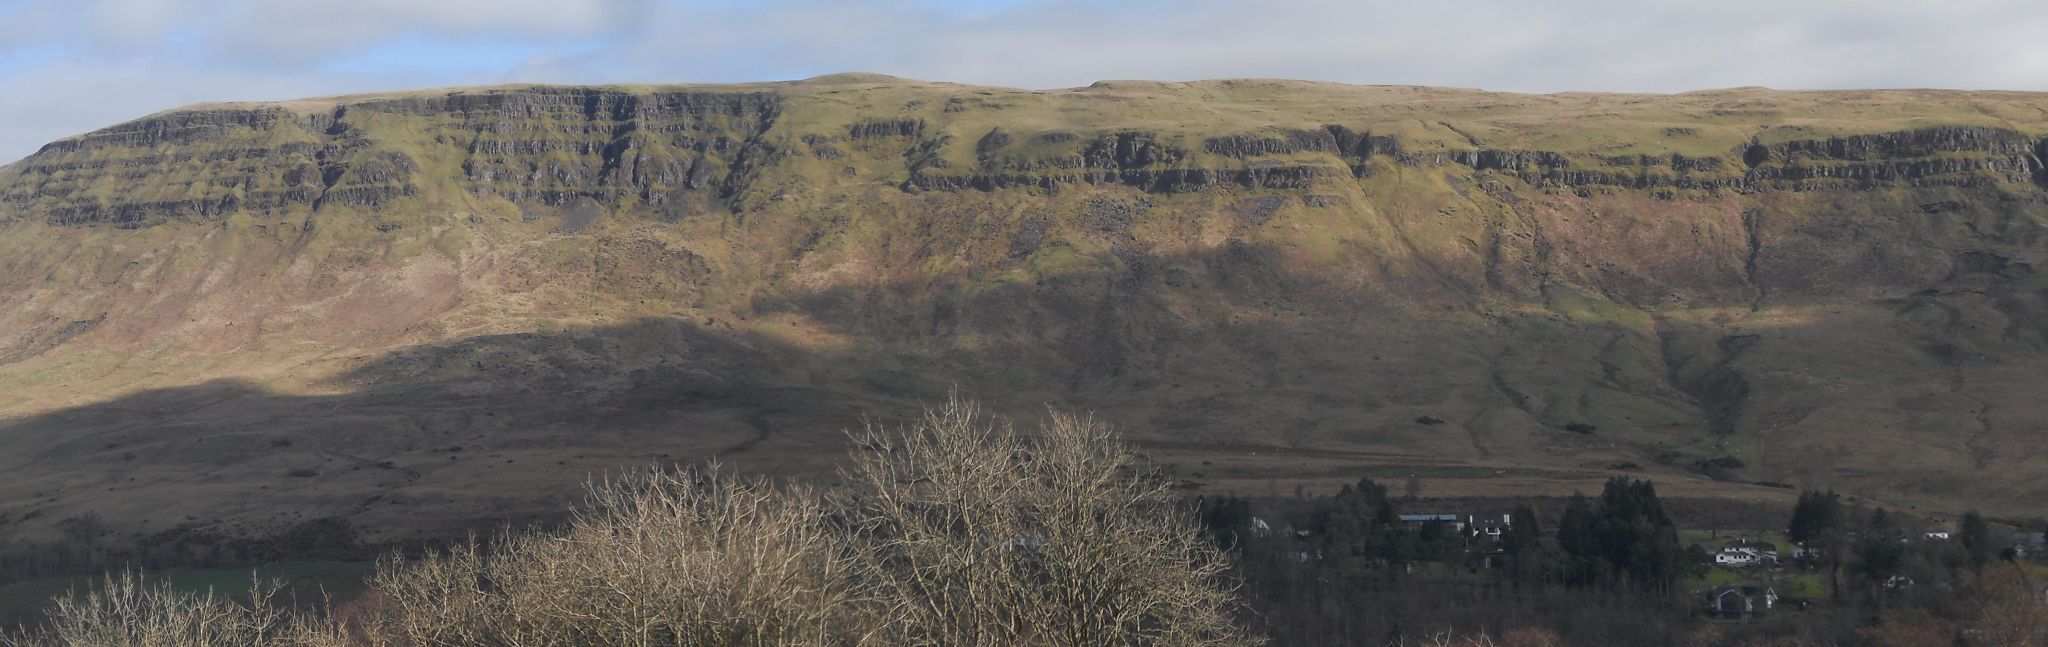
[3,0,2047,162]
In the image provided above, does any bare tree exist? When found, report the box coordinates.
[839,396,1260,647]
[368,464,865,647]
[0,571,348,647]
[1966,564,2047,647]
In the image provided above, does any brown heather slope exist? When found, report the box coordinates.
[0,76,2046,546]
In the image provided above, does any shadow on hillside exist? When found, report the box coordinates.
[1,205,2044,559]
[0,236,1612,549]
[0,317,924,542]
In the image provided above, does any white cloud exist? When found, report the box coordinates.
[5,0,2048,163]
[210,0,642,63]
[541,0,2048,93]
[86,0,194,49]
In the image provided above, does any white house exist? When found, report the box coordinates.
[1472,514,1512,541]
[1714,540,1780,568]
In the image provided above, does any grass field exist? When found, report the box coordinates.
[1688,567,1833,600]
[1680,529,1796,549]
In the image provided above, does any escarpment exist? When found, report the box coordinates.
[5,79,2048,542]
[892,122,2048,196]
[9,84,2048,228]
[1,87,784,227]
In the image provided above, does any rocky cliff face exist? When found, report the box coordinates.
[11,84,2045,225]
[1,88,783,227]
[1,79,2046,546]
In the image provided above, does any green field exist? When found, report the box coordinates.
[1689,568,1832,600]
[1679,529,1833,599]
[1680,529,1796,550]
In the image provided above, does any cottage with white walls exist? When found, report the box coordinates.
[1710,585,1779,619]
[1471,514,1511,542]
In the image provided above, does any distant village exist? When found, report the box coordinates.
[1219,495,2048,621]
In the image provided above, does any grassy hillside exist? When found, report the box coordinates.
[0,76,2045,550]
